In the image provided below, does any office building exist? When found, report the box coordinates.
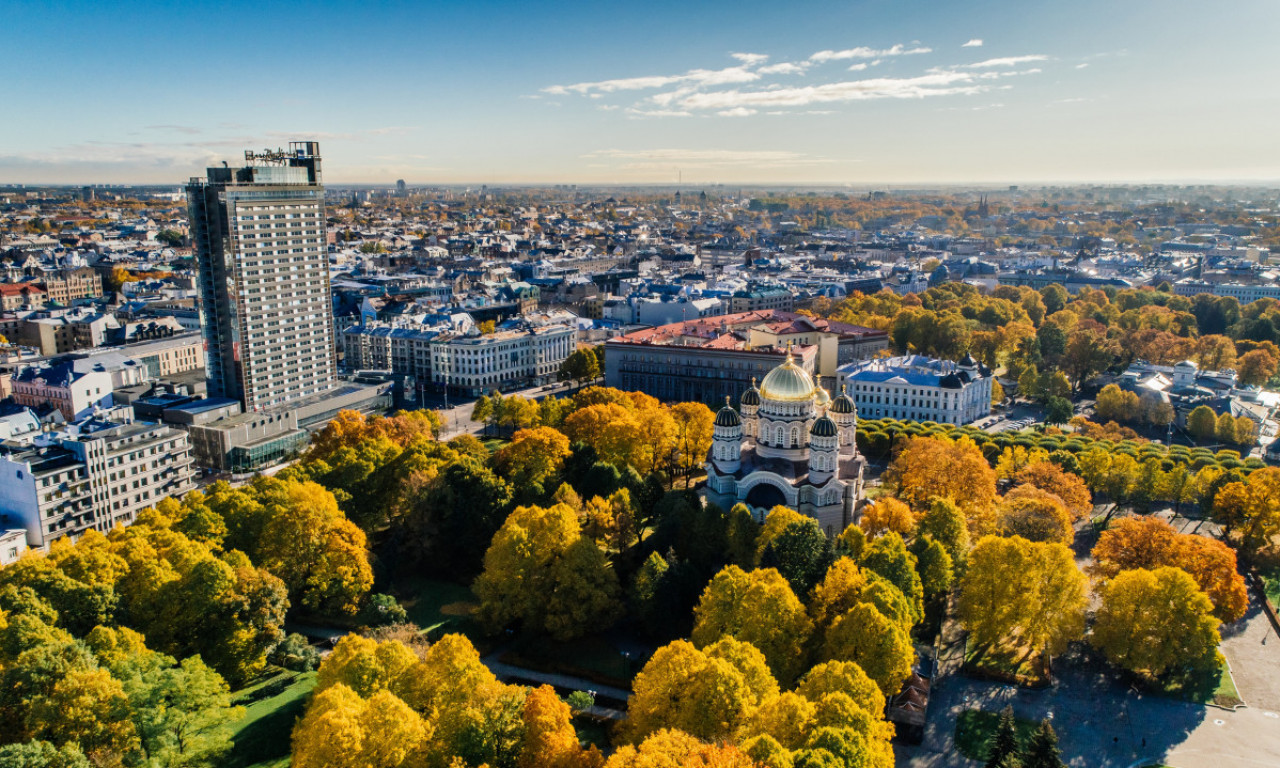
[186,142,335,412]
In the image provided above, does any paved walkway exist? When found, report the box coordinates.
[897,602,1280,768]
[481,655,630,720]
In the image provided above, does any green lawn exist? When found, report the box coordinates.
[393,575,480,638]
[1261,567,1280,609]
[225,669,318,768]
[1147,661,1241,708]
[954,709,1039,761]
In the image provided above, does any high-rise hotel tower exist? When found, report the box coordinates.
[186,142,336,412]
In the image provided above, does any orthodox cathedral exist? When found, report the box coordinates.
[705,346,866,535]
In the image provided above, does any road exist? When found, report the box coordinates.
[424,378,597,441]
[898,598,1280,768]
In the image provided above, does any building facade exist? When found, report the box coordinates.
[705,350,865,535]
[0,410,195,550]
[187,142,336,412]
[836,354,993,425]
[605,310,888,405]
[430,325,574,396]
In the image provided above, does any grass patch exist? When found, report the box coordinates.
[1146,661,1242,708]
[573,715,612,751]
[393,575,480,638]
[963,640,1050,687]
[1260,566,1280,609]
[480,437,509,452]
[225,669,317,768]
[953,709,1038,761]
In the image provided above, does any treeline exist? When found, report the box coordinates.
[809,283,1280,390]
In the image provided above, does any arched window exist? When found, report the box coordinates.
[790,426,800,447]
[775,426,785,445]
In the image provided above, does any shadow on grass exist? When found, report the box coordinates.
[226,670,317,768]
[953,709,1039,761]
[963,640,1052,688]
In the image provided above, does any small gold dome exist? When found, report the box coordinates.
[759,347,816,402]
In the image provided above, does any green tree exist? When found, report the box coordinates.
[1044,397,1072,426]
[985,706,1021,768]
[1022,719,1066,768]
[559,348,602,386]
[1187,405,1218,442]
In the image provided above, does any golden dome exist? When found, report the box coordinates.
[759,347,817,402]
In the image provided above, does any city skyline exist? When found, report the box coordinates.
[1,0,1278,185]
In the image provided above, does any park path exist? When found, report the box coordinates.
[897,602,1280,768]
[481,654,630,720]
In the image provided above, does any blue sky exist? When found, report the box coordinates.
[1,0,1277,185]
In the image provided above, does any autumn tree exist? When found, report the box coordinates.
[858,498,917,538]
[1013,461,1093,520]
[996,485,1074,545]
[1062,327,1118,390]
[1090,516,1246,622]
[885,436,997,528]
[1213,467,1280,552]
[626,638,777,742]
[1237,348,1278,387]
[292,684,429,768]
[821,603,913,696]
[474,503,622,641]
[691,566,813,684]
[958,536,1086,660]
[493,427,572,496]
[1091,567,1221,677]
[1187,405,1218,442]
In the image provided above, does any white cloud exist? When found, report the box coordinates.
[962,39,983,47]
[544,63,761,96]
[960,55,1048,68]
[731,52,769,66]
[717,107,758,117]
[809,44,931,62]
[848,63,868,72]
[624,107,693,118]
[671,71,988,110]
[758,61,810,75]
[1075,63,1089,69]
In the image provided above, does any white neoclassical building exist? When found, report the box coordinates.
[705,347,866,535]
[836,353,993,425]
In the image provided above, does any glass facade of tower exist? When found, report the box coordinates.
[186,142,336,412]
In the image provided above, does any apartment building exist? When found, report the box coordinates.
[11,360,115,420]
[39,267,103,304]
[0,409,195,550]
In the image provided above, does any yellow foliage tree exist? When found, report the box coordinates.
[691,566,813,685]
[858,498,917,538]
[292,683,430,768]
[820,603,914,696]
[885,436,997,529]
[1091,567,1221,677]
[474,504,622,641]
[957,535,1086,660]
[996,485,1074,545]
